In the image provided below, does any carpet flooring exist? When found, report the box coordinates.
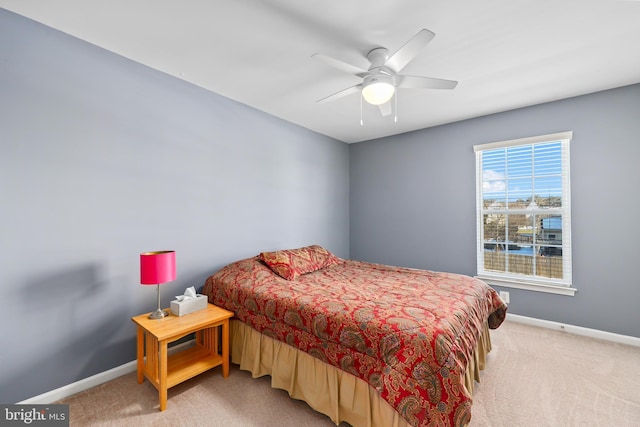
[58,320,640,426]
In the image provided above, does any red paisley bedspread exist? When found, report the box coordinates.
[203,257,507,427]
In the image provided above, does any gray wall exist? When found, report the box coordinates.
[350,83,640,339]
[0,10,349,403]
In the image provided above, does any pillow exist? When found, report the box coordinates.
[259,245,343,280]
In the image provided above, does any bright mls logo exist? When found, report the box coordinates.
[1,405,68,426]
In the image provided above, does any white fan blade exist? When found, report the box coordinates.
[311,53,370,78]
[378,102,392,117]
[384,29,436,73]
[396,75,458,90]
[317,84,363,104]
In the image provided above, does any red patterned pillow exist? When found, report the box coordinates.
[259,245,343,280]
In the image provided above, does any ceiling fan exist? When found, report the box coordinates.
[312,29,458,117]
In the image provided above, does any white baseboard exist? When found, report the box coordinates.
[18,340,195,405]
[506,313,640,348]
[18,361,138,404]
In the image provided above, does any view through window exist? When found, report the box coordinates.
[474,132,573,292]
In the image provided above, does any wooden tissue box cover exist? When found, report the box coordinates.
[170,294,208,316]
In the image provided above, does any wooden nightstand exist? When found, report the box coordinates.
[131,303,234,411]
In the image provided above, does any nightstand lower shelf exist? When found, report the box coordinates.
[165,345,223,388]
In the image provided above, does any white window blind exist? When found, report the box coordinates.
[474,132,574,295]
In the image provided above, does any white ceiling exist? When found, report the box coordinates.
[2,1,640,143]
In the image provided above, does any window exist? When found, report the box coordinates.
[474,132,575,296]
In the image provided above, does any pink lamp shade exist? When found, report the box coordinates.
[140,251,176,285]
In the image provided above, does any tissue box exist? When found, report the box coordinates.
[170,294,208,316]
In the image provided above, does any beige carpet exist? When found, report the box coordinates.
[469,321,640,427]
[59,321,640,426]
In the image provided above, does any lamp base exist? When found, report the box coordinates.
[148,283,169,319]
[148,308,170,320]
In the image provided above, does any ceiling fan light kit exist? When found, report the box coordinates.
[361,75,395,105]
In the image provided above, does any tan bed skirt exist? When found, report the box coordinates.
[229,320,492,427]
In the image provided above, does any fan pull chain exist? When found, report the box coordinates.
[360,94,364,126]
[394,91,398,123]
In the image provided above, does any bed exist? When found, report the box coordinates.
[202,245,507,427]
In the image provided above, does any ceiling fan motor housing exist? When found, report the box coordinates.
[363,73,395,88]
[363,47,397,104]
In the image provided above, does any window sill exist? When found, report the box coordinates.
[476,275,577,296]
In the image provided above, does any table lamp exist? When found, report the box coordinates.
[140,251,176,319]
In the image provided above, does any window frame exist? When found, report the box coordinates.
[474,131,576,296]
